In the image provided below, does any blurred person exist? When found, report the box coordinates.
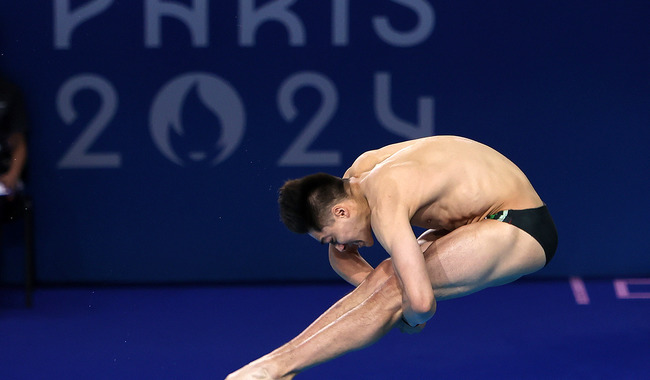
[0,73,28,219]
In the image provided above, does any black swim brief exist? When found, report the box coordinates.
[486,205,558,266]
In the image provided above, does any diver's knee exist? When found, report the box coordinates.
[362,259,402,301]
[358,258,392,286]
[365,259,397,286]
[375,258,394,274]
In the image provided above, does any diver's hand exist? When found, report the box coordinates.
[396,317,426,334]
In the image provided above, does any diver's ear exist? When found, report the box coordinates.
[332,205,350,219]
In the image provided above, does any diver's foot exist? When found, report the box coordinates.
[226,360,295,380]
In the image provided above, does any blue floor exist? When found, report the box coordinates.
[1,279,649,379]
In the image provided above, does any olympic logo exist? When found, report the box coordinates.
[149,73,245,166]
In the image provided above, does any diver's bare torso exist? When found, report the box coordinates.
[345,136,544,232]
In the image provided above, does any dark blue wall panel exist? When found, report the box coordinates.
[0,0,648,283]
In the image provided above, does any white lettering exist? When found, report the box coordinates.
[374,72,434,139]
[54,0,113,49]
[57,74,121,168]
[239,0,305,46]
[373,0,435,47]
[332,0,350,46]
[277,72,340,166]
[144,0,209,48]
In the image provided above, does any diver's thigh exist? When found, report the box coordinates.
[417,229,450,253]
[423,220,545,300]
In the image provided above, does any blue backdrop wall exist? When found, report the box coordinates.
[0,0,648,283]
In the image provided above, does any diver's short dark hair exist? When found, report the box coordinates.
[278,173,348,234]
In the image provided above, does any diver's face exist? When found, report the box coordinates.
[309,207,374,252]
